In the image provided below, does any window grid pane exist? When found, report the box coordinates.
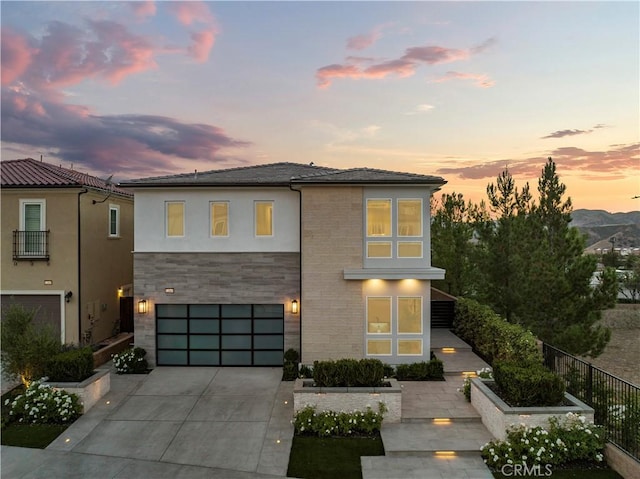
[211,202,229,236]
[24,204,41,231]
[367,297,391,333]
[367,339,391,355]
[256,202,273,236]
[367,242,392,258]
[398,297,422,333]
[167,202,184,236]
[367,199,391,237]
[398,199,422,236]
[398,242,423,258]
[398,339,423,355]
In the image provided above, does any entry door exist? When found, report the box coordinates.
[156,304,284,366]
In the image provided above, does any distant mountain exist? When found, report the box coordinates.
[571,209,640,250]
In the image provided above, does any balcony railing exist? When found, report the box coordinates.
[13,230,50,261]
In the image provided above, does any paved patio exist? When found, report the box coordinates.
[2,329,496,479]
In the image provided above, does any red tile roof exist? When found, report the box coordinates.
[1,158,131,196]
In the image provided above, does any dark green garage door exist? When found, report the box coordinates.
[156,304,284,366]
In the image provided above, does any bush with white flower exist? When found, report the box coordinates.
[112,347,148,374]
[460,367,493,402]
[4,380,81,424]
[293,403,387,437]
[481,413,606,470]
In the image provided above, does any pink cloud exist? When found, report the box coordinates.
[436,144,640,180]
[317,37,496,88]
[129,0,156,18]
[347,32,380,51]
[167,1,214,26]
[1,29,36,85]
[432,71,495,88]
[188,30,216,62]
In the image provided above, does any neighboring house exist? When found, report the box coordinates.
[121,162,446,367]
[1,158,134,345]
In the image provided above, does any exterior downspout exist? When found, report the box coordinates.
[289,183,302,359]
[77,188,88,344]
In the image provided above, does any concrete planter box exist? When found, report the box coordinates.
[44,369,110,413]
[471,378,594,440]
[293,378,402,423]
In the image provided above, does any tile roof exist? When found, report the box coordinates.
[121,162,446,187]
[1,158,131,196]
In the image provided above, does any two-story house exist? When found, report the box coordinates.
[121,163,446,367]
[1,158,134,345]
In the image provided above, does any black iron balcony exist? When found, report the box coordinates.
[13,230,50,261]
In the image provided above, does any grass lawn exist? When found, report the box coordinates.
[287,435,384,479]
[1,423,69,448]
[1,385,71,449]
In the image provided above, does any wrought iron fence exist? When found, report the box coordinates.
[12,230,49,261]
[543,342,640,460]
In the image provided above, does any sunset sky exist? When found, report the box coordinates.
[2,1,638,212]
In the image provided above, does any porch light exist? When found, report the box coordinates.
[291,300,299,314]
[137,299,148,314]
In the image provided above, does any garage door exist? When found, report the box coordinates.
[1,294,62,340]
[156,304,284,366]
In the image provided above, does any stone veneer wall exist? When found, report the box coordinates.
[300,186,364,363]
[134,252,300,366]
[471,379,594,440]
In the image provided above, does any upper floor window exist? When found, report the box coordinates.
[255,201,273,236]
[166,201,185,237]
[367,199,391,237]
[20,199,46,232]
[398,200,422,237]
[211,202,229,237]
[16,199,48,258]
[109,205,120,237]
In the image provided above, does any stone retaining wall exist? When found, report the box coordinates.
[45,369,110,413]
[470,378,594,440]
[293,378,402,423]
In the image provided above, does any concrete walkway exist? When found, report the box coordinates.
[1,366,293,479]
[2,329,496,479]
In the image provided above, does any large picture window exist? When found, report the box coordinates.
[397,297,422,334]
[255,201,273,236]
[166,201,185,237]
[210,202,229,237]
[367,199,391,237]
[397,199,422,236]
[367,297,391,333]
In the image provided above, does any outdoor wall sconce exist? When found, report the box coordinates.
[291,300,299,314]
[137,299,148,314]
[64,291,73,303]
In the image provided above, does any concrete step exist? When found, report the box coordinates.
[361,454,493,479]
[381,422,493,456]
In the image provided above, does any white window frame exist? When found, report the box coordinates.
[366,198,392,238]
[210,201,230,238]
[397,339,423,356]
[108,204,120,237]
[19,199,46,231]
[166,201,185,238]
[397,198,423,237]
[255,201,274,237]
[396,296,423,335]
[366,296,392,335]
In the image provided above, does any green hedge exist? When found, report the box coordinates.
[313,359,384,387]
[493,361,565,407]
[395,359,444,381]
[282,348,300,381]
[45,347,94,382]
[454,298,542,365]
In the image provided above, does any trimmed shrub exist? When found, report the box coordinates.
[45,347,94,382]
[5,380,82,424]
[284,348,299,363]
[112,347,148,374]
[312,358,384,387]
[383,364,395,378]
[454,298,542,365]
[493,361,565,407]
[299,364,313,378]
[293,403,387,437]
[395,359,444,381]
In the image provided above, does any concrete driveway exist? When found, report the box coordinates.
[1,366,294,478]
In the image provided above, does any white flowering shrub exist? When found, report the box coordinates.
[460,367,493,402]
[4,380,81,424]
[481,413,606,470]
[112,347,148,374]
[293,403,387,437]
